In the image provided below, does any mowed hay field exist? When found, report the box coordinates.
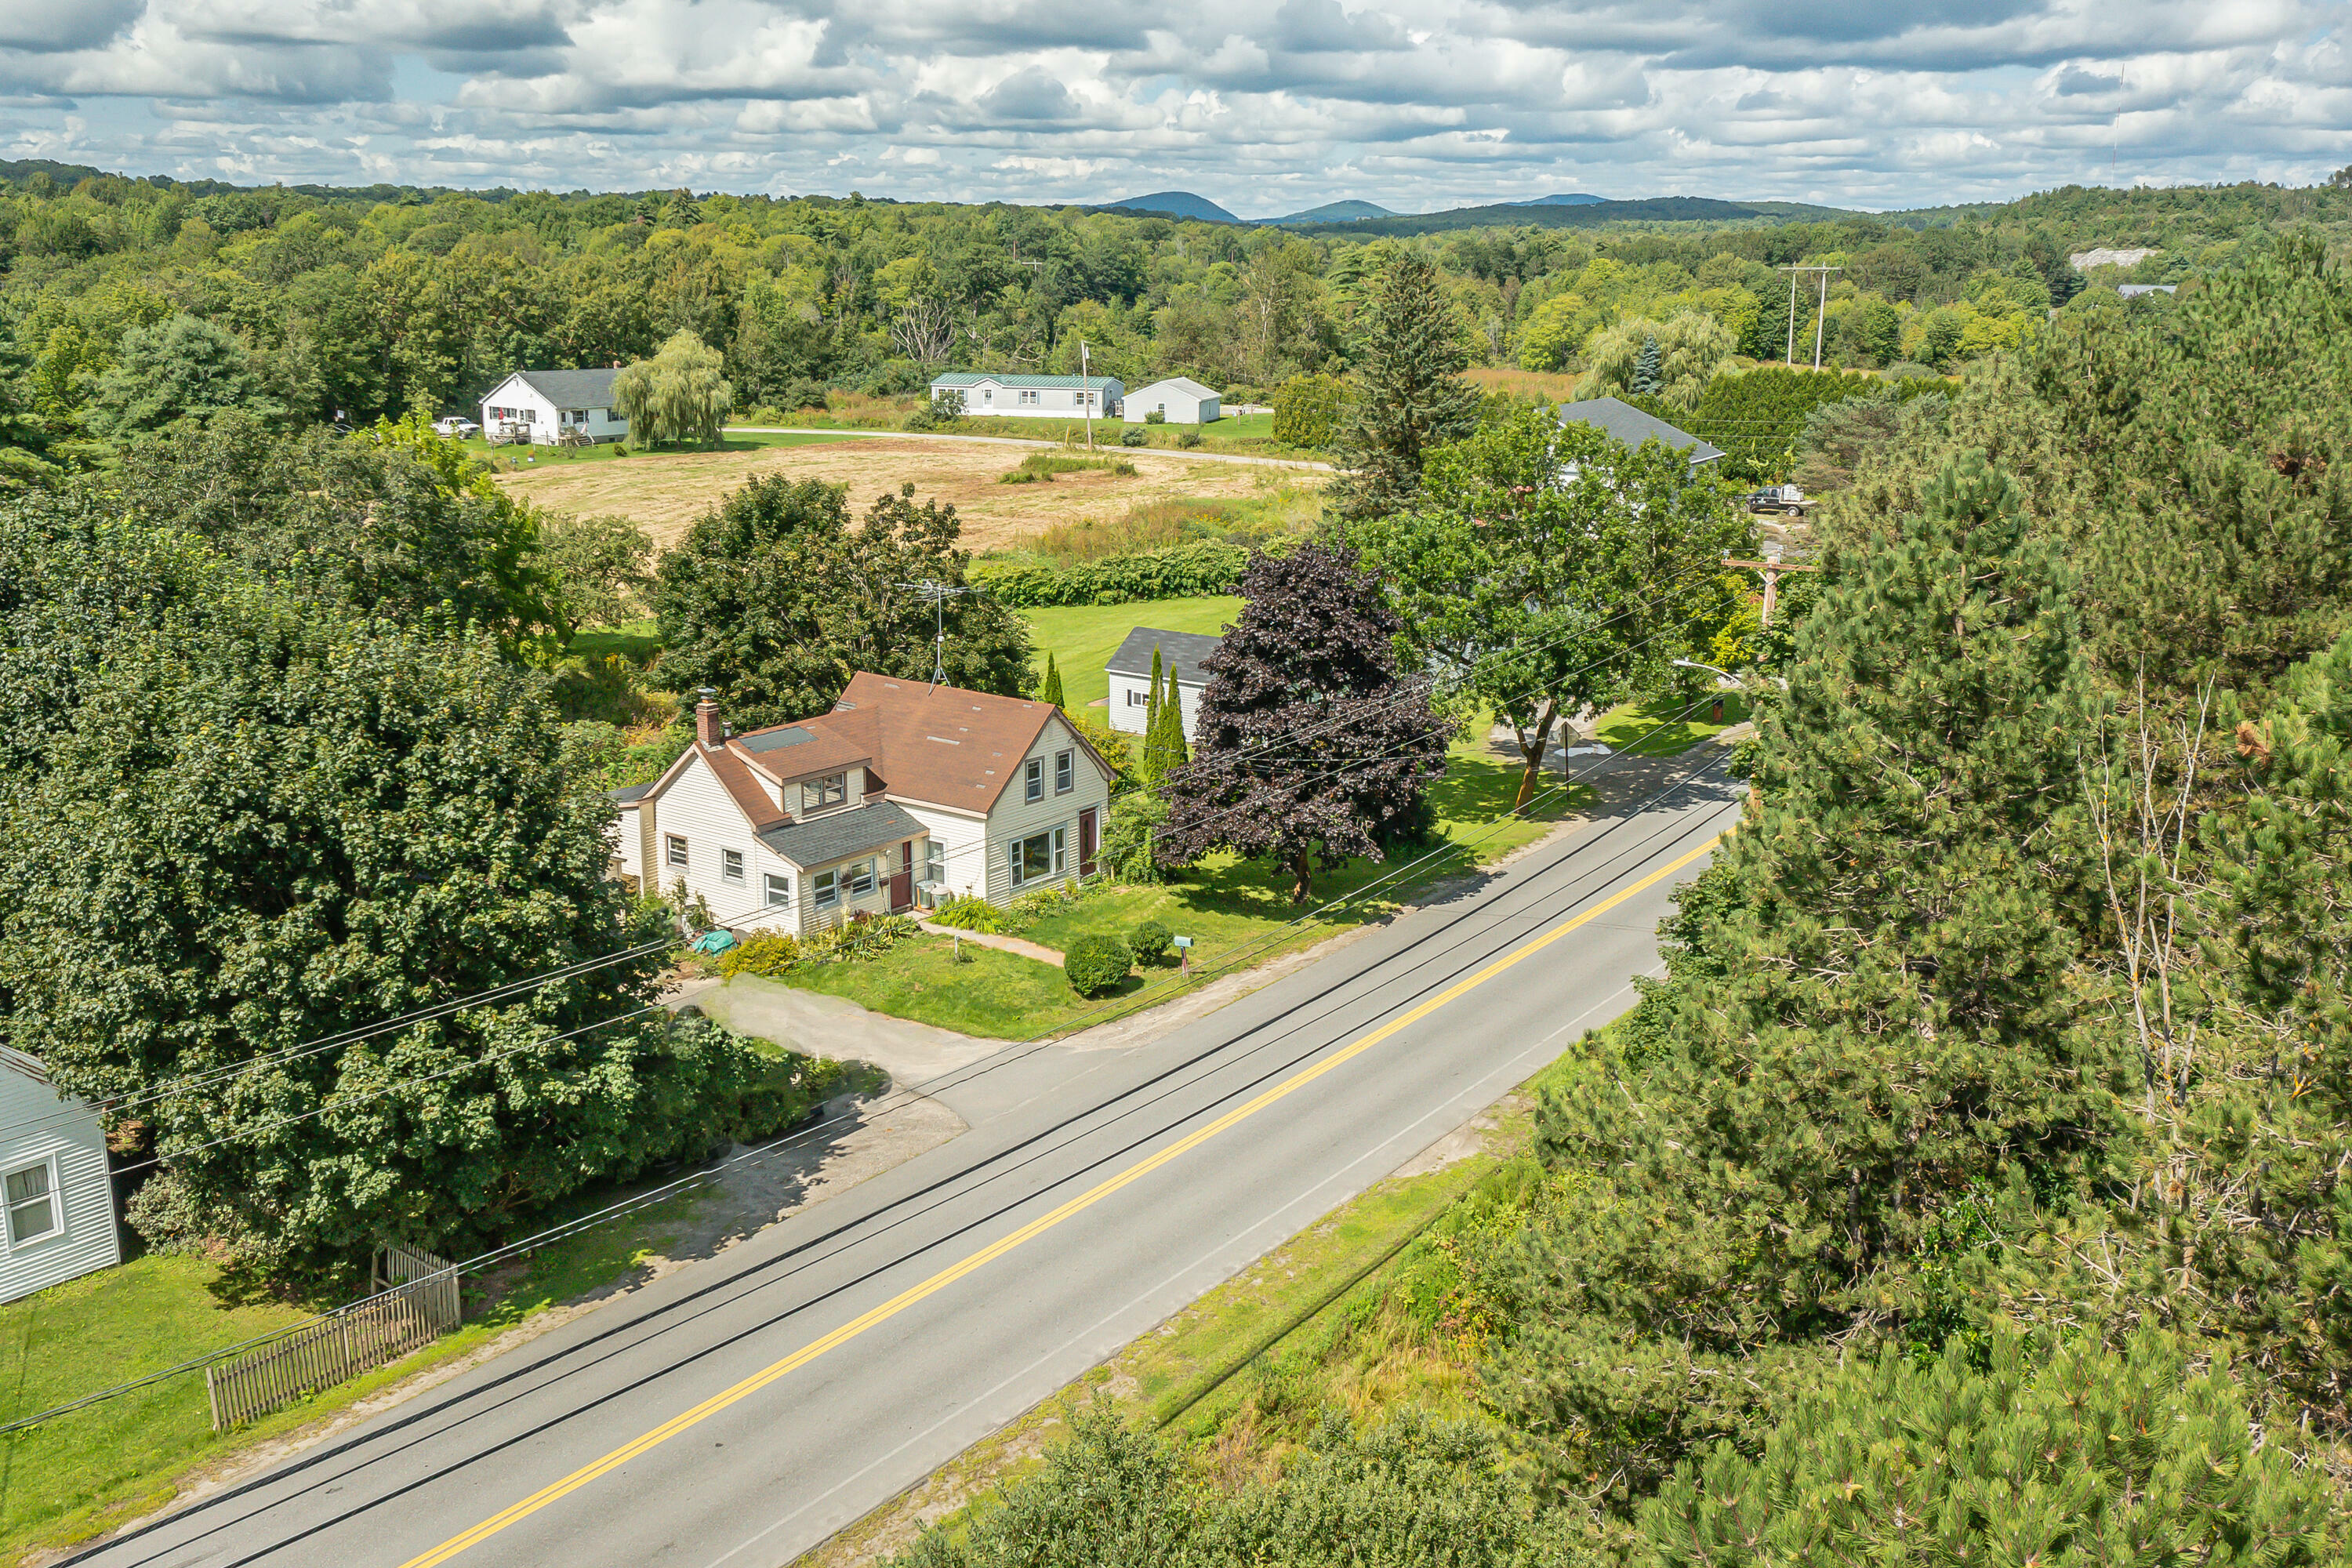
[495,437,1321,553]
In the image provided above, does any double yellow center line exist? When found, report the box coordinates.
[400,831,1724,1567]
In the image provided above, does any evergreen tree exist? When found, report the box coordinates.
[1143,660,1190,781]
[1156,544,1446,902]
[1139,644,1166,784]
[1038,650,1064,708]
[1331,251,1479,524]
[1490,452,2125,1486]
[1629,332,1664,397]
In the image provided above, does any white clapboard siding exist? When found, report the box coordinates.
[975,713,1113,904]
[0,1057,120,1305]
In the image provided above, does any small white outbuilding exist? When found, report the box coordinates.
[0,1048,121,1305]
[1123,377,1221,425]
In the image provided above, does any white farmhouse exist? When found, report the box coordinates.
[928,372,1123,420]
[1123,377,1221,424]
[1105,626,1223,742]
[478,368,629,446]
[0,1048,121,1305]
[609,674,1115,927]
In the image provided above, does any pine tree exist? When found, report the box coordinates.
[1038,651,1064,708]
[1144,660,1190,782]
[1630,332,1664,397]
[1331,251,1479,524]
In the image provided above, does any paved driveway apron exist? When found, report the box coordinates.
[72,756,1742,1568]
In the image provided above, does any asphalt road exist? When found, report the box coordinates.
[72,750,1740,1568]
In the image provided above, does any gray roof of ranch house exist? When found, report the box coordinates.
[754,801,926,869]
[1105,626,1226,685]
[1554,396,1724,466]
[504,368,623,408]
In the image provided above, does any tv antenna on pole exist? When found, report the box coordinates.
[897,579,979,689]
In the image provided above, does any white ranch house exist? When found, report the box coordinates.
[928,372,1123,420]
[0,1048,120,1305]
[479,368,629,445]
[609,674,1115,932]
[1105,626,1222,742]
[1123,377,1221,424]
[1555,396,1724,473]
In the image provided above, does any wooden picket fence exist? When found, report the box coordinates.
[204,1245,462,1431]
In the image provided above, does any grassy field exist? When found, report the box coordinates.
[466,430,874,472]
[1593,691,1752,755]
[1021,597,1242,712]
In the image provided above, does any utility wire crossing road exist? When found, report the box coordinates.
[72,753,1739,1568]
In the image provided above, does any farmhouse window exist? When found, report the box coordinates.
[1127,688,1147,706]
[721,848,745,884]
[845,858,875,898]
[4,1161,57,1246]
[1018,389,1040,405]
[1024,757,1044,803]
[803,773,848,811]
[814,868,838,908]
[1055,750,1073,794]
[1008,826,1066,889]
[666,834,688,869]
[764,873,793,909]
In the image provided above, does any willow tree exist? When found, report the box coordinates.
[615,328,733,448]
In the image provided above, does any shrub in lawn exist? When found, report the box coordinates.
[1010,880,1087,928]
[719,931,802,979]
[1064,933,1134,996]
[1144,409,1166,425]
[1177,428,1203,448]
[1130,919,1174,964]
[1120,426,1149,448]
[932,894,1009,935]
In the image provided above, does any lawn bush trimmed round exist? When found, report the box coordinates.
[1064,933,1134,996]
[1130,919,1174,964]
[1120,426,1149,448]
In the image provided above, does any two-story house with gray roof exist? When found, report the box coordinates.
[609,674,1115,931]
[480,368,630,445]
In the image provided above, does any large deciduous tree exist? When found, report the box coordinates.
[614,328,734,448]
[652,475,1033,728]
[1352,406,1748,809]
[1330,251,1479,524]
[1156,544,1447,902]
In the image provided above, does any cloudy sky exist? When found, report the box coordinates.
[1,0,2347,214]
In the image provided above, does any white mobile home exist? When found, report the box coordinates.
[610,675,1115,928]
[1105,626,1223,742]
[479,368,629,446]
[0,1049,121,1305]
[1123,377,1221,424]
[929,372,1123,420]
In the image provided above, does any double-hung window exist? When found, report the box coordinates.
[803,773,848,812]
[721,848,746,884]
[4,1161,57,1246]
[1054,750,1073,794]
[665,834,688,869]
[1127,688,1147,707]
[925,840,946,886]
[1024,757,1044,803]
[764,873,793,909]
[845,858,875,898]
[815,869,840,908]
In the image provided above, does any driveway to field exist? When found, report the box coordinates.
[726,428,1335,474]
[65,746,1739,1568]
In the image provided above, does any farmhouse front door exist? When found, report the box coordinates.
[889,840,914,913]
[1078,808,1098,876]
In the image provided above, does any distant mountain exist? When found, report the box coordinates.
[1509,193,1607,206]
[1091,191,1243,223]
[1259,199,1395,226]
[1288,195,1804,236]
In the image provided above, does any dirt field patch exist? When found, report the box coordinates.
[495,437,1318,554]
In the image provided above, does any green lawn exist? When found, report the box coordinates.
[568,617,662,666]
[1592,692,1752,756]
[1206,411,1276,440]
[1020,597,1242,713]
[784,936,1140,1037]
[452,429,873,469]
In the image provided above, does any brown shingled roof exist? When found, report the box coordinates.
[816,673,1065,814]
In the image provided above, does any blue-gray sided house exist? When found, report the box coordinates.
[1555,396,1723,472]
[0,1048,121,1304]
[1105,626,1223,742]
[928,372,1123,419]
[479,368,629,445]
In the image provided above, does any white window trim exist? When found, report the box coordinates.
[764,873,793,909]
[1054,749,1073,795]
[720,848,746,884]
[3,1154,64,1251]
[1024,757,1044,804]
[1127,689,1147,706]
[815,868,840,908]
[665,834,689,869]
[844,858,875,898]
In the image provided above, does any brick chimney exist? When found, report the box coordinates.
[695,688,721,750]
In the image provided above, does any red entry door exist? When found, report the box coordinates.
[1078,808,1098,875]
[890,840,915,912]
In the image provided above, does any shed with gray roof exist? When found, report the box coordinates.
[1105,626,1225,741]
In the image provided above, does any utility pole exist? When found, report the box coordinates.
[896,579,980,688]
[1080,339,1094,451]
[1813,266,1842,369]
[1722,547,1821,630]
[1780,265,1798,365]
[1776,264,1845,371]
